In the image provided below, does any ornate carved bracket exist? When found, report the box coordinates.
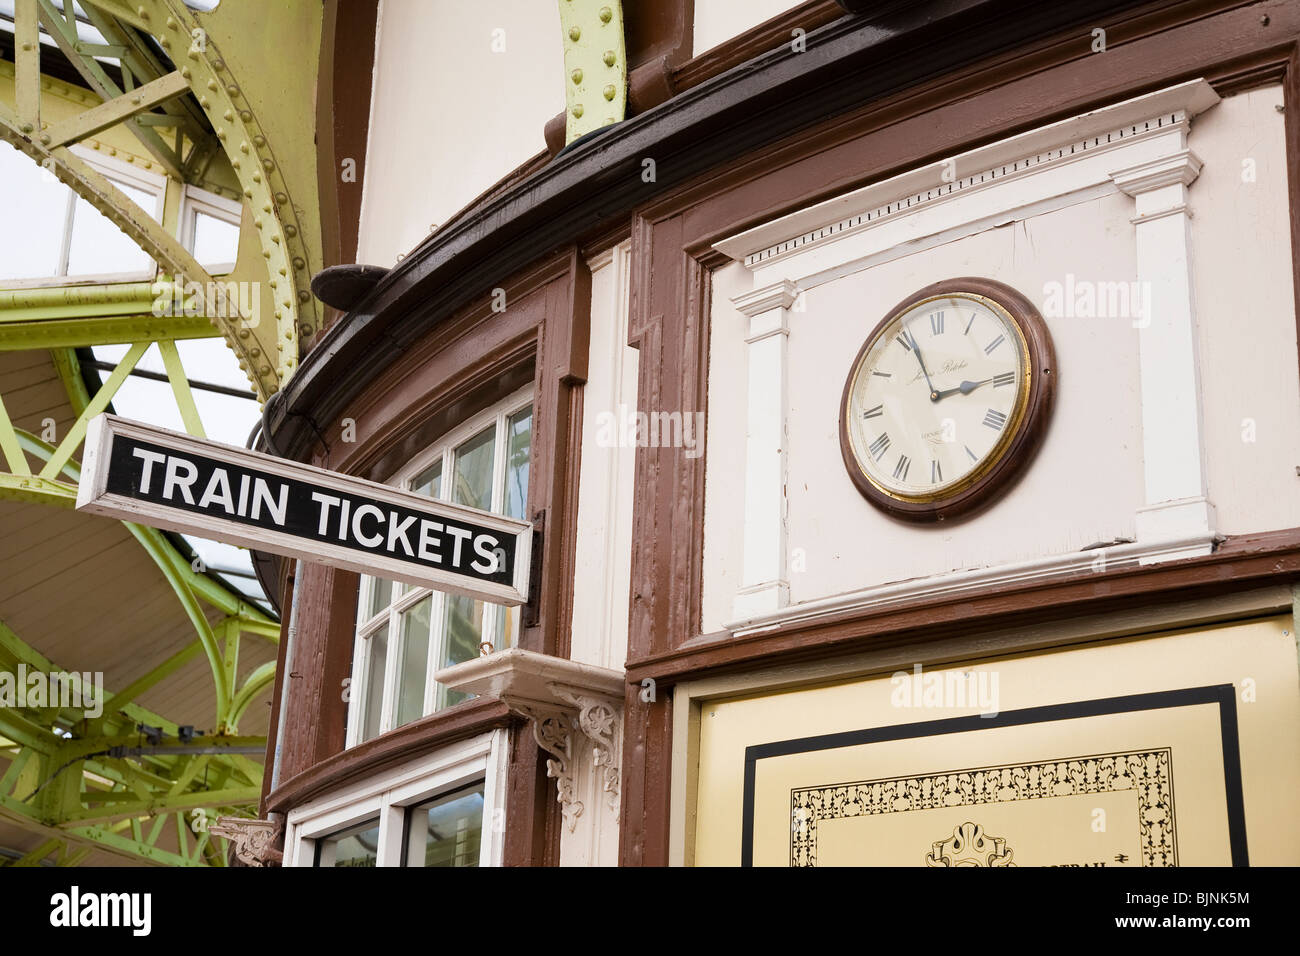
[210,816,284,867]
[435,648,624,833]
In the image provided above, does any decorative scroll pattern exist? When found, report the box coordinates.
[789,749,1176,867]
[519,704,583,832]
[210,816,283,867]
[925,822,1016,867]
[553,687,621,808]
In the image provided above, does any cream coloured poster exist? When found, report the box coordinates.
[692,616,1299,866]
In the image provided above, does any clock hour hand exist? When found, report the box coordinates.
[932,378,992,401]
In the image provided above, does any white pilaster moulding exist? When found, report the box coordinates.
[731,279,799,622]
[1110,149,1216,559]
[710,80,1221,630]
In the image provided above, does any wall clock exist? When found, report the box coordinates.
[839,277,1055,522]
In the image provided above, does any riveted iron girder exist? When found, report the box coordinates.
[558,0,626,144]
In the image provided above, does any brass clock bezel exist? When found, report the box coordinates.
[838,276,1056,523]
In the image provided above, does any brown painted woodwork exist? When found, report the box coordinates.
[264,697,514,814]
[269,562,359,788]
[259,569,294,816]
[671,0,845,93]
[265,249,590,864]
[838,277,1057,522]
[625,528,1300,688]
[625,0,693,72]
[314,0,379,339]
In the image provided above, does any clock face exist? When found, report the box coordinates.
[839,279,1055,521]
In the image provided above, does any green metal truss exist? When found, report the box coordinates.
[1,0,327,400]
[0,2,321,863]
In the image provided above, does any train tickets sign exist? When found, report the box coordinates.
[76,415,532,605]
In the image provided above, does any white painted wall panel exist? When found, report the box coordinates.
[358,0,564,266]
[705,195,1147,631]
[1189,86,1300,535]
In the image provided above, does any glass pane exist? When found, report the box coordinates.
[451,426,494,511]
[395,596,432,728]
[502,406,532,520]
[316,818,381,868]
[493,605,520,653]
[367,577,393,619]
[192,210,240,269]
[0,142,69,280]
[360,622,388,743]
[65,180,157,276]
[405,784,484,867]
[412,461,442,499]
[438,594,483,709]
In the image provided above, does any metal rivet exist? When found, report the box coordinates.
[603,84,615,101]
[599,6,611,23]
[572,104,584,118]
[571,68,582,84]
[603,50,616,67]
[568,26,580,41]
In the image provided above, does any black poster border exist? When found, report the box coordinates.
[738,684,1247,867]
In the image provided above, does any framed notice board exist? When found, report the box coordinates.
[690,616,1300,866]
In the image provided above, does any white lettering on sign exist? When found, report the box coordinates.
[79,415,533,606]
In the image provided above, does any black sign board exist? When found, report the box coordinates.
[76,415,532,605]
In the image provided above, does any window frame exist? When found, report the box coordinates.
[284,729,508,867]
[1,146,167,288]
[178,183,242,274]
[345,385,534,748]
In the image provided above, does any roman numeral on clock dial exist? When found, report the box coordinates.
[983,408,1007,430]
[993,371,1015,388]
[868,432,891,460]
[930,311,944,335]
[862,404,883,419]
[892,455,910,481]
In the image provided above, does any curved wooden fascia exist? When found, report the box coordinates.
[266,0,1151,462]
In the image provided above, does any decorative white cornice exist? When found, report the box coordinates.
[714,79,1218,270]
[435,649,624,832]
[732,279,800,316]
[1110,149,1204,196]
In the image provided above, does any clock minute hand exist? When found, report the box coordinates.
[905,330,940,401]
[932,378,992,401]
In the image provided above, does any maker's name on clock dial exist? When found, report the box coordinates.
[839,278,1055,521]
